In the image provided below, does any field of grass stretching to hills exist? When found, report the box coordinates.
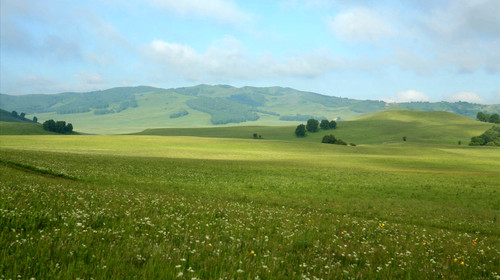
[1,109,499,279]
[134,111,495,145]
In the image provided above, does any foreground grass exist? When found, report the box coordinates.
[0,135,499,279]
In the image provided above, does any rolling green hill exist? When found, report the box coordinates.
[1,85,499,134]
[0,121,56,135]
[0,108,52,135]
[0,108,36,123]
[135,111,494,145]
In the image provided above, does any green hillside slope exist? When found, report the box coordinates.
[135,111,494,145]
[0,121,55,135]
[0,108,35,123]
[2,85,499,134]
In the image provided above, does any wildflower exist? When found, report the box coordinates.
[250,250,255,254]
[453,258,457,262]
[237,269,244,273]
[460,261,464,266]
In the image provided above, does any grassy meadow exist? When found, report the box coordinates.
[134,111,494,145]
[1,132,499,279]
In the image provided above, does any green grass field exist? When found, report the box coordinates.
[1,132,499,279]
[134,111,494,145]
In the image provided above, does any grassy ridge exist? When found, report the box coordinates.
[0,121,55,135]
[135,111,493,144]
[0,135,499,279]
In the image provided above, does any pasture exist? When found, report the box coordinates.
[0,134,499,279]
[134,111,494,145]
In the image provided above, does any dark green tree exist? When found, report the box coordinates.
[328,120,337,129]
[469,126,500,146]
[43,119,56,132]
[335,139,348,145]
[20,112,26,119]
[403,136,407,141]
[322,134,348,145]
[469,136,485,146]
[11,111,18,118]
[489,113,500,124]
[322,134,336,143]
[55,121,66,133]
[33,116,38,123]
[306,119,319,132]
[320,119,330,130]
[477,111,487,122]
[253,133,258,139]
[485,113,492,122]
[295,124,306,137]
[65,123,73,133]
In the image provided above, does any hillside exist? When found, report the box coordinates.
[1,85,499,134]
[0,121,56,135]
[0,108,36,123]
[135,111,494,145]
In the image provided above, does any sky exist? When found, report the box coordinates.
[1,0,499,104]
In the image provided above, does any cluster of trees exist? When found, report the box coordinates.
[56,107,91,115]
[469,126,500,146]
[94,109,115,115]
[321,134,348,145]
[186,97,259,125]
[11,111,38,123]
[295,118,337,137]
[42,119,73,134]
[252,133,262,139]
[477,112,500,124]
[170,109,189,119]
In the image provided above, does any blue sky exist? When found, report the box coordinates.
[1,0,499,104]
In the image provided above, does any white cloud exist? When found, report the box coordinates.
[384,90,430,103]
[147,0,252,25]
[143,36,341,81]
[447,91,485,104]
[423,0,500,41]
[328,7,394,43]
[419,0,500,73]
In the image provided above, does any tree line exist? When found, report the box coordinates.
[469,126,500,146]
[295,119,337,137]
[42,119,74,134]
[10,111,38,123]
[476,112,500,124]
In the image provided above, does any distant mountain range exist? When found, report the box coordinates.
[1,84,499,134]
